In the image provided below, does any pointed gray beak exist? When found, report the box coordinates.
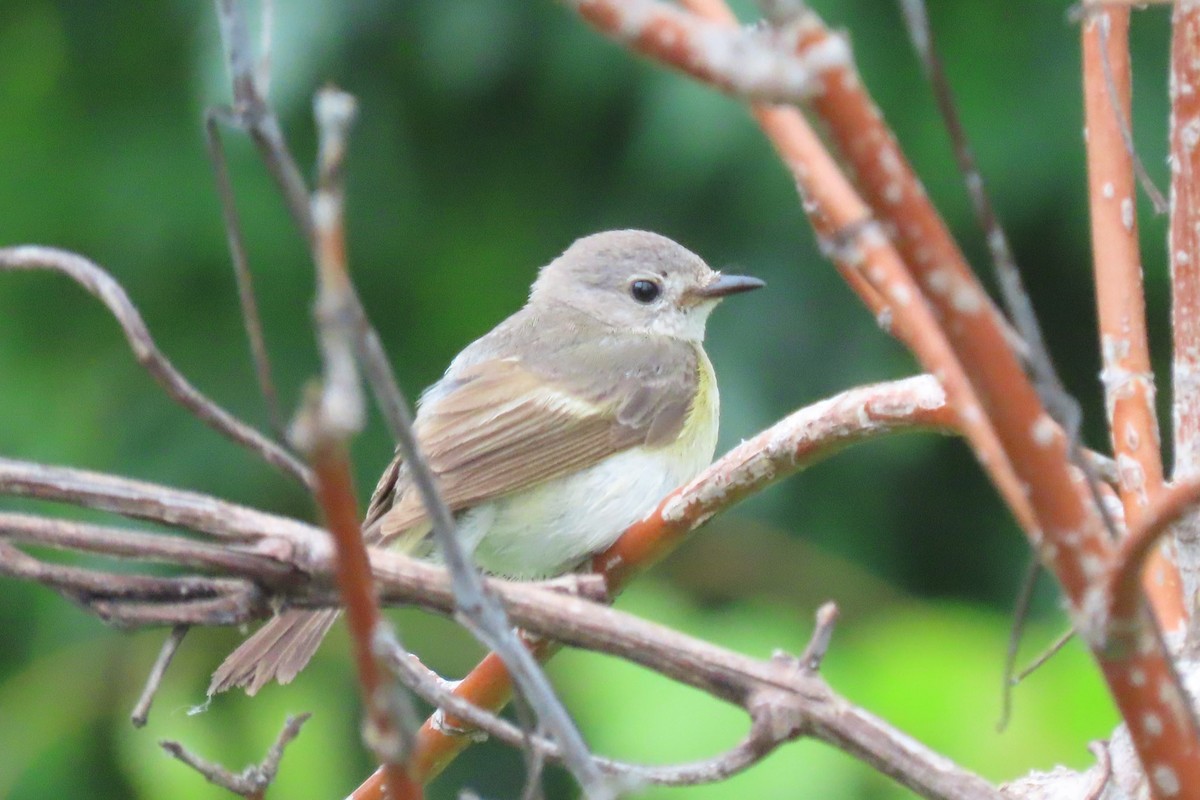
[692,272,765,299]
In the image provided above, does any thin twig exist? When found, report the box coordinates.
[373,602,990,794]
[513,696,548,800]
[161,713,311,799]
[1014,628,1076,685]
[0,246,311,489]
[0,456,328,552]
[1093,12,1168,214]
[896,0,1122,546]
[998,556,1040,732]
[131,625,189,727]
[0,541,242,603]
[213,0,313,244]
[204,108,286,438]
[0,511,297,583]
[795,600,838,672]
[1084,740,1113,800]
[1110,478,1200,622]
[382,626,783,788]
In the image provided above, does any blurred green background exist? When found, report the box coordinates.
[0,0,1175,797]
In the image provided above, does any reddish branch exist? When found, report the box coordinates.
[562,0,834,104]
[308,442,421,800]
[303,86,422,800]
[1113,479,1200,622]
[560,0,1200,796]
[1083,6,1184,631]
[1170,0,1200,628]
[352,376,960,796]
[1172,1,1200,484]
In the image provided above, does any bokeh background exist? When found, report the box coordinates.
[0,1,1176,797]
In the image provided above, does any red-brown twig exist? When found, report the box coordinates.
[1083,5,1184,631]
[214,7,601,785]
[561,0,835,104]
[298,84,422,800]
[0,384,1000,800]
[355,573,1004,800]
[1169,0,1200,621]
[305,437,422,800]
[350,376,961,796]
[779,8,1200,795]
[565,0,1200,795]
[1111,479,1200,625]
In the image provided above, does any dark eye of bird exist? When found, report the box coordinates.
[629,279,661,303]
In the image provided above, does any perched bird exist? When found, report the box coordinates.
[210,229,763,695]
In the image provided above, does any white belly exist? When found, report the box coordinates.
[462,370,719,578]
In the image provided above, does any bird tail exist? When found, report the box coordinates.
[208,608,341,696]
[209,472,424,697]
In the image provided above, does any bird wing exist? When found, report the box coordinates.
[375,336,699,544]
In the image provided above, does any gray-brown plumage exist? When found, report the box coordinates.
[209,230,761,696]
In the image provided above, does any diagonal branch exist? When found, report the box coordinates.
[565,0,1200,795]
[355,375,961,794]
[560,0,838,103]
[0,246,312,489]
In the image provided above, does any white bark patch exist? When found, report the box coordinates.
[659,492,691,524]
[691,22,841,102]
[1143,712,1164,737]
[950,284,982,314]
[1116,454,1146,501]
[1124,422,1140,453]
[878,146,902,177]
[1183,116,1200,152]
[1031,414,1057,448]
[1131,668,1147,687]
[1102,181,1115,199]
[1080,552,1106,581]
[1152,764,1180,797]
[889,283,911,306]
[1120,197,1134,232]
[1077,583,1110,648]
[803,34,853,77]
[925,268,950,295]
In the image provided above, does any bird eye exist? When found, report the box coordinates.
[629,279,661,304]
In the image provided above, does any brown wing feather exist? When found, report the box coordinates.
[377,325,700,544]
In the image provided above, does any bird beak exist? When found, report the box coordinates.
[691,272,765,299]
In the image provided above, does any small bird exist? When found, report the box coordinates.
[210,229,762,695]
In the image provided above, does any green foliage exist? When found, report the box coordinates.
[0,0,1165,797]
